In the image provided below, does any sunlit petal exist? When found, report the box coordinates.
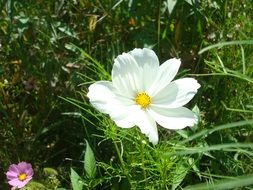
[148,58,181,96]
[87,81,117,113]
[129,48,159,90]
[148,106,198,129]
[152,78,200,108]
[109,105,139,128]
[134,109,158,145]
[112,52,142,96]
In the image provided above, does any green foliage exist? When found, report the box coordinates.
[184,173,253,190]
[84,139,97,179]
[42,168,61,189]
[70,168,83,190]
[22,182,46,190]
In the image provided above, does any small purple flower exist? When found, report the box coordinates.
[6,162,34,189]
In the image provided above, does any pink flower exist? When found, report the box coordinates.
[6,162,34,189]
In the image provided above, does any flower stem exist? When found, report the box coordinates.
[113,140,125,169]
[140,134,147,182]
[112,133,131,183]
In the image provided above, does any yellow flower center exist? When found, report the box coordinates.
[135,92,151,108]
[18,173,27,181]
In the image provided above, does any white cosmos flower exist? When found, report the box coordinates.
[87,48,200,145]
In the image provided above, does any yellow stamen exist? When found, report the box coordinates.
[18,173,27,181]
[135,92,151,108]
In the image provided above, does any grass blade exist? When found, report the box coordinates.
[198,40,253,54]
[184,173,253,190]
[179,119,253,145]
[171,143,253,156]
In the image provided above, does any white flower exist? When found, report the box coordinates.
[87,48,200,144]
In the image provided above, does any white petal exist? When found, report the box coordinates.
[87,81,117,114]
[129,48,159,90]
[109,104,159,144]
[112,52,142,97]
[148,106,198,129]
[109,105,139,128]
[134,109,159,145]
[148,58,181,96]
[152,78,200,108]
[88,81,138,128]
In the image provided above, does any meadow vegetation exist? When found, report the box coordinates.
[0,0,253,189]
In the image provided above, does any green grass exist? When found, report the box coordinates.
[0,0,253,189]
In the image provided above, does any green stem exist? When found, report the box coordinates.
[112,131,131,183]
[113,140,125,169]
[140,135,147,181]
